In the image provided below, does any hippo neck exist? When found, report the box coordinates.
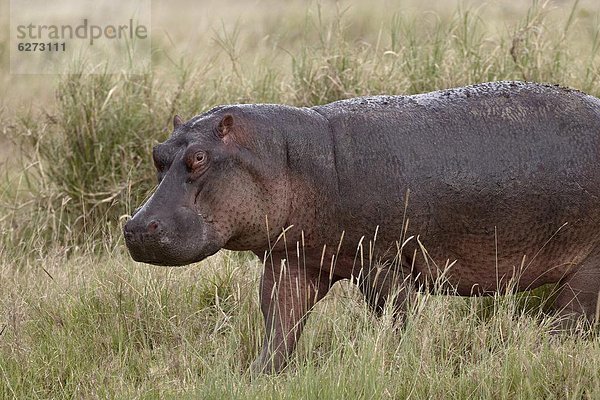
[277,107,342,247]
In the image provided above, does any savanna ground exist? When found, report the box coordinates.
[1,0,600,398]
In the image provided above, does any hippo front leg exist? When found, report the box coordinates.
[251,254,331,374]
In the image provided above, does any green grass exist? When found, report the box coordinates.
[2,0,600,398]
[1,250,598,399]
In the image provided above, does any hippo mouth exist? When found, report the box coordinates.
[126,243,219,266]
[125,236,220,266]
[123,206,222,266]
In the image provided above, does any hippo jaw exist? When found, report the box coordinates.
[123,205,223,266]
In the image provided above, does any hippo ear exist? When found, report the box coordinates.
[173,114,183,129]
[217,114,234,138]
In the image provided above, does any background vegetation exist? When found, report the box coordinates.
[1,0,599,398]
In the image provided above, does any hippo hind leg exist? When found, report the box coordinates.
[553,254,600,332]
[357,257,416,323]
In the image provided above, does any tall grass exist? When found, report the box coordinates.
[0,250,598,399]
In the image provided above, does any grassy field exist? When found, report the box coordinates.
[1,0,600,398]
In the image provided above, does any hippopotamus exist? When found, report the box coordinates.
[124,81,600,373]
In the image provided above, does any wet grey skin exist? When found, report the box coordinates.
[124,81,600,374]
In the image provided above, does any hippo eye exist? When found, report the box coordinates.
[189,151,207,170]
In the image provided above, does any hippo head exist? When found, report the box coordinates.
[124,108,289,266]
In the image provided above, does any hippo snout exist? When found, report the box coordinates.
[123,206,220,266]
[123,217,166,246]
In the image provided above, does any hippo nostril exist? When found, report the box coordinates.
[147,220,160,234]
[123,221,138,244]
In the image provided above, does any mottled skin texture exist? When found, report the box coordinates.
[124,81,600,374]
